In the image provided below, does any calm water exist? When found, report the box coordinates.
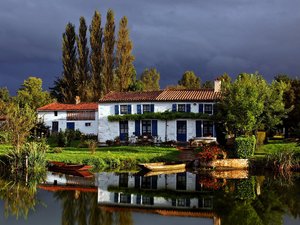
[0,170,299,225]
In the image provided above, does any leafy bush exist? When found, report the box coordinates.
[8,141,48,172]
[85,139,97,154]
[196,144,224,162]
[54,129,83,147]
[234,135,256,158]
[57,131,69,147]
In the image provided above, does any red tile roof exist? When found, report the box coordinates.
[156,89,221,101]
[99,89,221,102]
[37,102,98,111]
[100,91,163,102]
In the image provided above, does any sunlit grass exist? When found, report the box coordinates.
[1,144,180,170]
[256,140,300,155]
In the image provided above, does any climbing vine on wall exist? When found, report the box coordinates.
[107,111,216,122]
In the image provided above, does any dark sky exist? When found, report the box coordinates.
[1,0,300,94]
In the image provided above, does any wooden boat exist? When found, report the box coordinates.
[48,161,93,172]
[142,168,187,177]
[138,162,186,172]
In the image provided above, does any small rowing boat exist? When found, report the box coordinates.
[48,161,93,172]
[138,162,186,172]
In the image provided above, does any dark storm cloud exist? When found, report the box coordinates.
[0,0,300,93]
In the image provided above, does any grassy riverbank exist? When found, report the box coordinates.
[255,139,300,156]
[0,145,180,170]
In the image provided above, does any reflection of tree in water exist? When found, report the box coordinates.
[116,211,133,225]
[0,180,37,219]
[0,171,45,219]
[54,191,115,225]
[214,176,300,225]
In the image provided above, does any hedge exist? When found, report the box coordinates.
[234,135,256,158]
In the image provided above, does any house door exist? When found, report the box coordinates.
[177,120,187,142]
[119,121,129,141]
[52,121,58,133]
[66,122,75,130]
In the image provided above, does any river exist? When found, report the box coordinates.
[0,170,299,225]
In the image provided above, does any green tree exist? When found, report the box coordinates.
[62,22,78,103]
[140,68,160,91]
[275,75,300,137]
[102,9,115,94]
[217,73,231,83]
[0,87,11,102]
[16,77,53,110]
[90,10,104,100]
[76,17,91,102]
[202,80,214,89]
[260,80,290,131]
[127,80,144,92]
[220,73,288,135]
[0,101,36,152]
[50,75,65,102]
[116,16,135,92]
[178,71,201,89]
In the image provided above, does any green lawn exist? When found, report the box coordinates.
[256,139,300,155]
[0,144,180,170]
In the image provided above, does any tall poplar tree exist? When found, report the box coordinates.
[116,16,135,92]
[102,9,115,94]
[90,11,104,100]
[62,22,77,103]
[76,17,90,101]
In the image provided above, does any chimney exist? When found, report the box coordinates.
[214,79,221,92]
[75,96,81,104]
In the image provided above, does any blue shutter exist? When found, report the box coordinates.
[213,104,218,115]
[196,121,202,137]
[135,120,140,136]
[137,104,141,114]
[152,120,158,136]
[151,104,155,112]
[186,104,191,112]
[199,104,203,113]
[186,198,190,207]
[172,104,177,112]
[114,193,119,203]
[115,105,119,115]
[128,105,132,114]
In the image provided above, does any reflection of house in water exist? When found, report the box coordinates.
[41,172,96,192]
[97,172,214,210]
[42,171,221,224]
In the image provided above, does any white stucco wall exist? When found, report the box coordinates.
[38,110,98,135]
[98,102,216,142]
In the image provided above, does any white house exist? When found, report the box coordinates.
[98,80,221,142]
[37,102,98,135]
